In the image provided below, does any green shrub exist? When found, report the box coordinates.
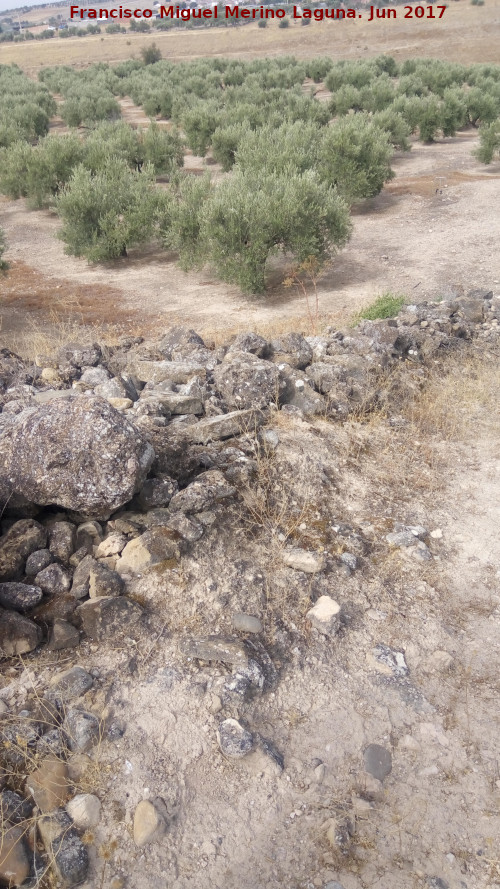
[141,42,162,64]
[318,114,395,202]
[0,227,8,274]
[278,18,290,27]
[475,118,500,163]
[357,292,405,321]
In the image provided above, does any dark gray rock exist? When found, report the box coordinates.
[169,470,236,514]
[271,332,313,369]
[0,608,43,656]
[45,666,94,704]
[158,326,206,358]
[48,522,76,563]
[25,548,52,576]
[38,808,89,888]
[163,512,204,543]
[0,790,33,824]
[227,332,270,359]
[64,709,100,753]
[0,719,41,767]
[363,744,393,781]
[0,582,43,612]
[35,563,72,595]
[46,619,80,651]
[135,477,178,509]
[213,350,283,411]
[217,718,254,759]
[0,519,47,582]
[70,554,95,599]
[0,397,155,520]
[279,366,327,415]
[76,596,143,640]
[89,562,124,598]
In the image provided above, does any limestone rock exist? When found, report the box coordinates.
[26,755,70,812]
[133,798,168,847]
[283,547,325,574]
[115,528,179,574]
[213,350,282,410]
[70,554,95,599]
[95,532,128,558]
[66,793,101,829]
[306,596,341,636]
[231,613,263,634]
[0,396,155,519]
[0,608,43,656]
[227,332,270,359]
[0,519,47,582]
[132,359,206,385]
[76,595,143,640]
[0,582,43,612]
[0,790,33,824]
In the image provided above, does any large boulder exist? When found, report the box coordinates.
[0,396,155,519]
[213,351,283,410]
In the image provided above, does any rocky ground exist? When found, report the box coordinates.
[0,289,499,889]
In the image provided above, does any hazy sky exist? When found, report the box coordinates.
[0,0,63,13]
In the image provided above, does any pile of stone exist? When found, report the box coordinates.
[0,289,497,660]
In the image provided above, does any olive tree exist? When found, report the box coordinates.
[318,115,394,202]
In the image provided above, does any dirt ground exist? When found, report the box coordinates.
[1,129,500,354]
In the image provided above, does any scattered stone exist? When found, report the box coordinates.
[46,619,80,651]
[164,512,204,543]
[0,790,33,824]
[169,470,236,515]
[26,755,70,812]
[70,554,96,599]
[36,729,68,759]
[423,650,454,673]
[0,826,30,887]
[283,547,325,574]
[0,608,43,656]
[89,562,124,598]
[0,519,47,582]
[306,596,341,636]
[76,595,143,640]
[95,532,128,558]
[427,879,449,889]
[0,397,155,519]
[25,548,52,576]
[363,744,393,781]
[368,644,409,678]
[46,666,94,703]
[133,798,168,847]
[186,409,265,445]
[180,635,248,667]
[340,552,357,571]
[115,529,179,574]
[135,476,178,509]
[324,882,346,889]
[217,718,254,759]
[35,562,72,595]
[132,359,206,385]
[325,816,354,855]
[231,613,263,634]
[38,808,89,888]
[63,709,100,753]
[0,582,43,612]
[66,793,101,829]
[57,342,102,369]
[48,521,76,563]
[67,754,92,784]
[76,521,103,545]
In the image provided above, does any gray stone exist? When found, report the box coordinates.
[94,377,129,400]
[185,409,265,445]
[64,709,100,753]
[231,613,263,634]
[180,635,248,667]
[0,790,33,824]
[76,595,143,640]
[169,470,236,515]
[48,521,76,563]
[132,359,206,385]
[80,366,111,387]
[70,554,95,599]
[36,729,68,759]
[217,718,254,759]
[147,392,203,415]
[25,548,52,576]
[38,808,89,888]
[324,882,345,889]
[368,644,409,678]
[163,512,204,543]
[89,562,124,598]
[0,397,155,520]
[0,519,47,582]
[46,666,94,703]
[279,366,327,415]
[46,620,80,651]
[0,608,43,656]
[158,326,206,358]
[227,332,270,358]
[95,532,128,558]
[363,744,393,781]
[283,547,325,574]
[427,879,449,889]
[213,350,282,411]
[0,582,43,612]
[0,718,42,767]
[340,552,357,571]
[35,563,72,595]
[135,477,178,509]
[271,332,313,369]
[57,342,102,369]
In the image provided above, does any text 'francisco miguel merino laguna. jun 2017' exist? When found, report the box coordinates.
[69,5,448,22]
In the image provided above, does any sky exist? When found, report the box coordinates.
[0,0,63,13]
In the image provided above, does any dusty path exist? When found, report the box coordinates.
[1,130,500,352]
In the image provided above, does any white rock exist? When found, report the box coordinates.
[96,533,128,558]
[133,799,168,847]
[423,650,454,673]
[430,528,443,539]
[283,547,325,574]
[306,596,341,636]
[66,793,101,829]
